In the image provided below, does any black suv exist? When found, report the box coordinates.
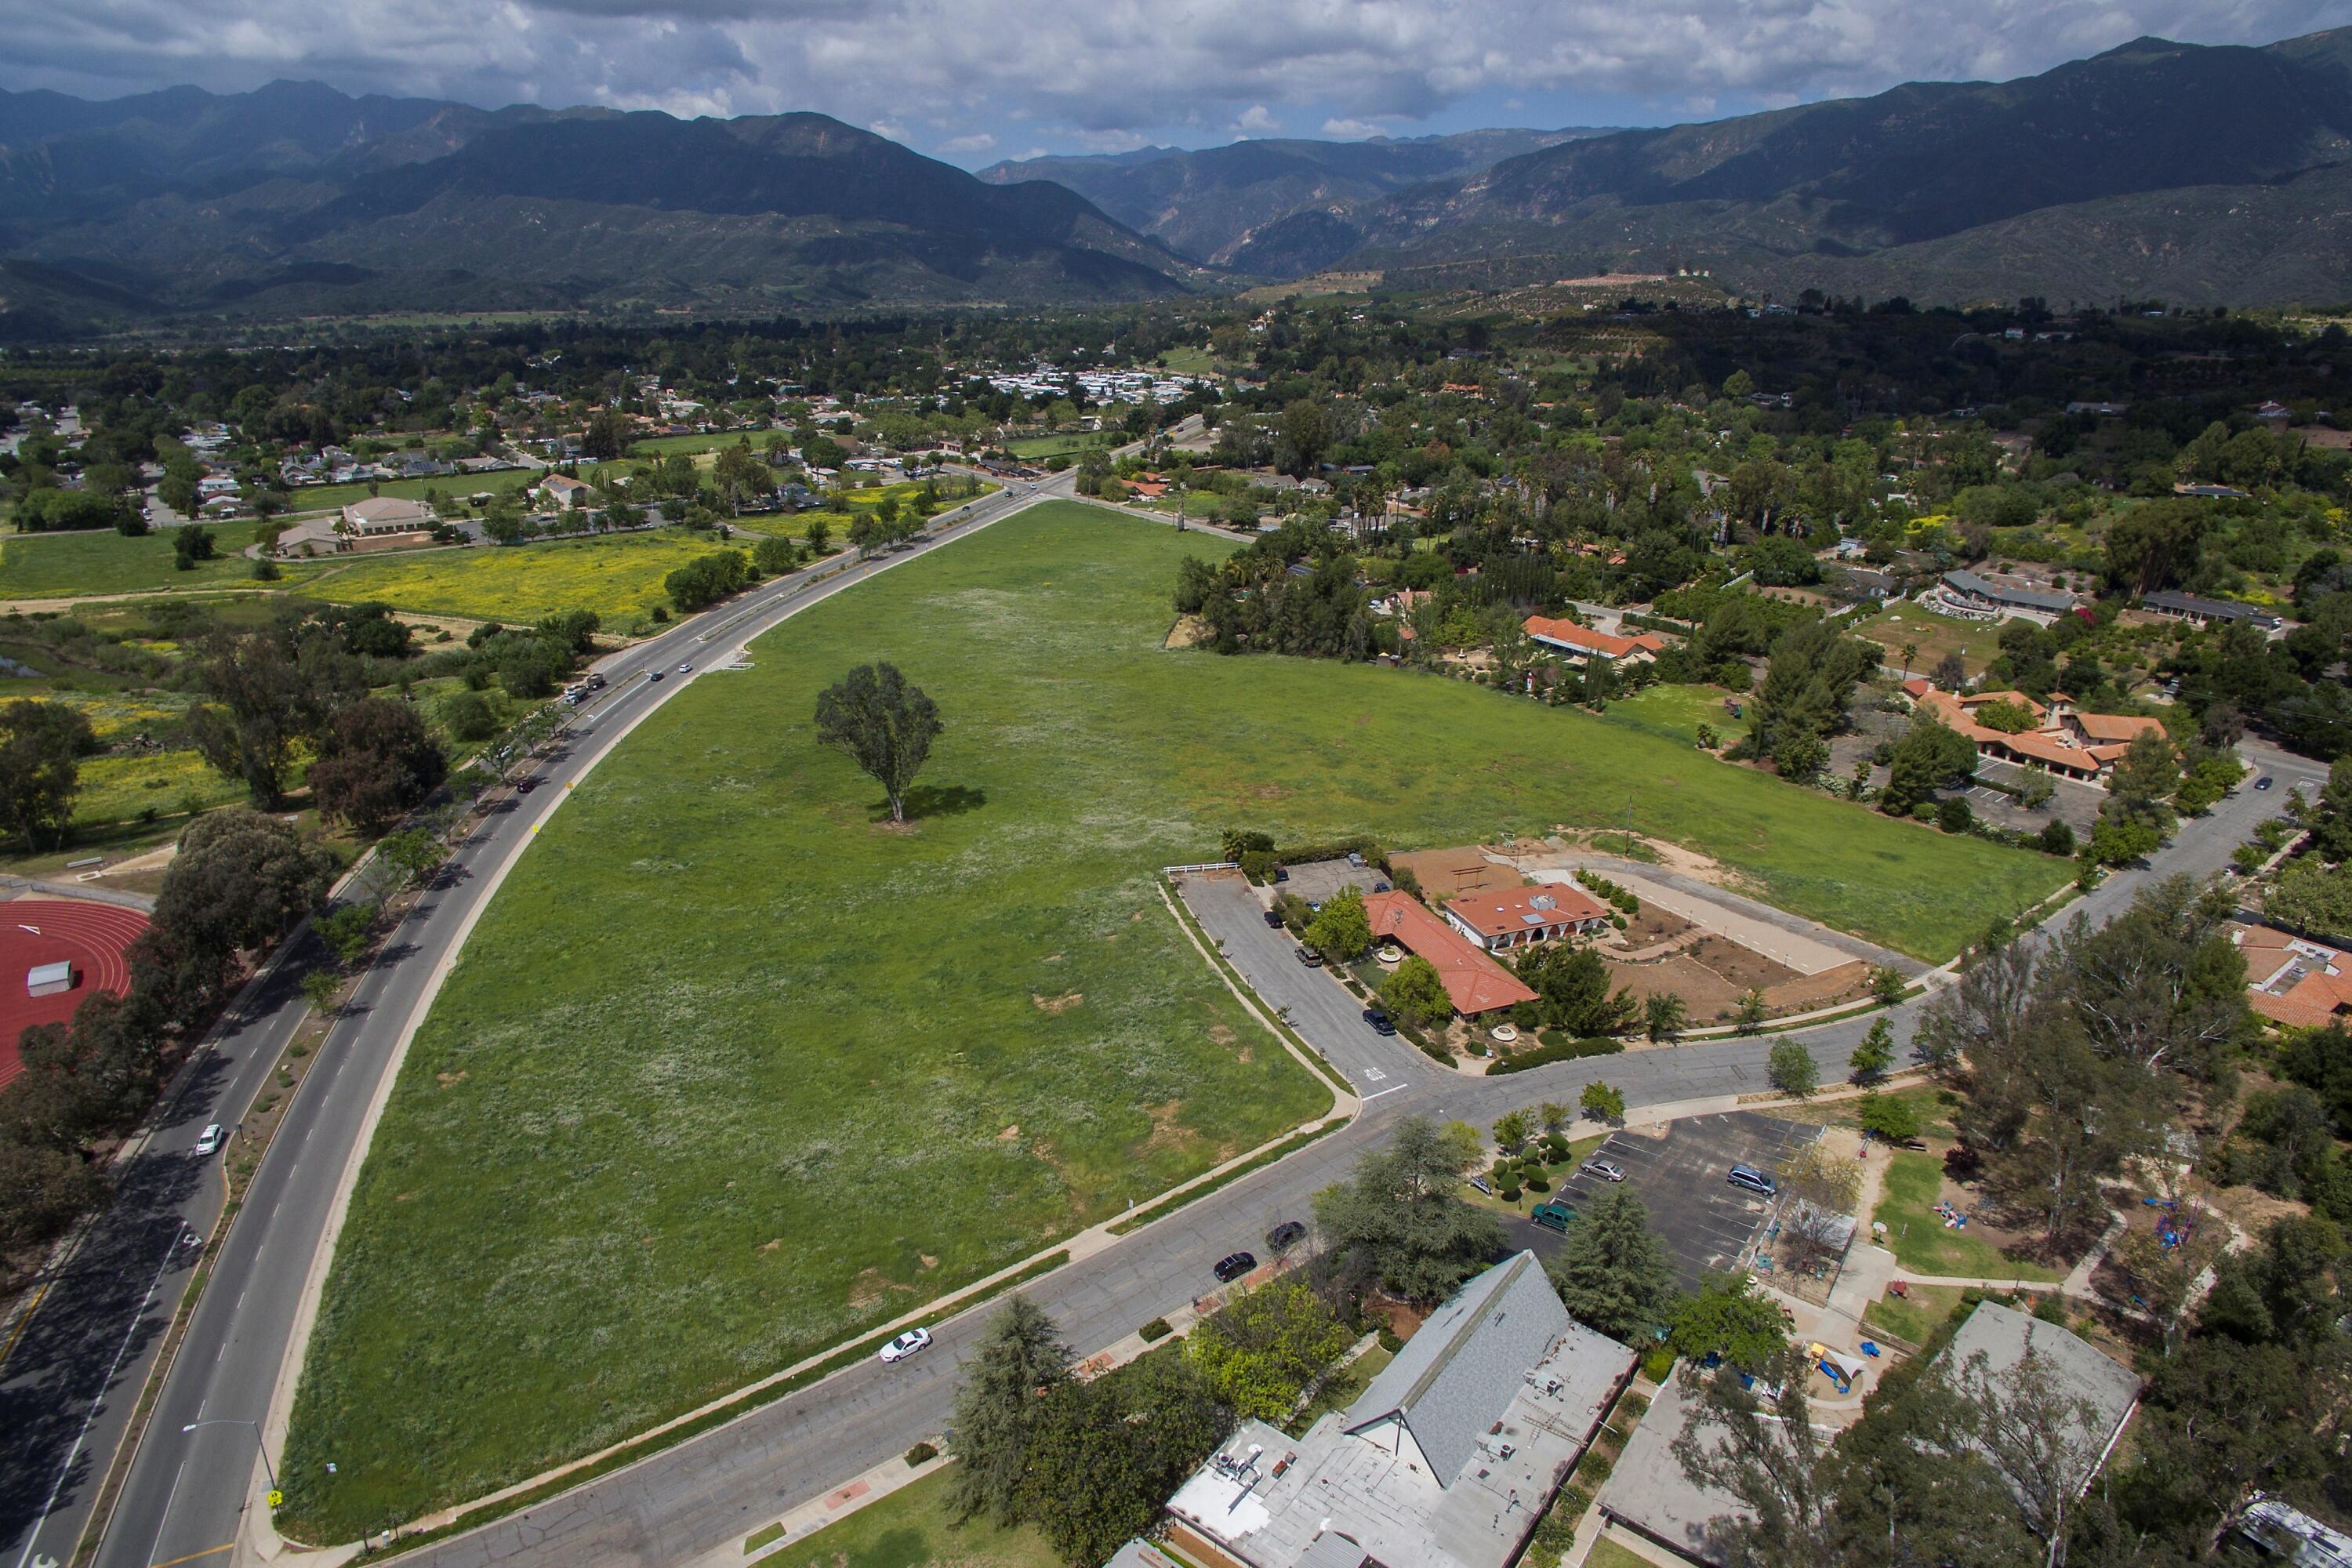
[1265,1221,1306,1254]
[1363,1007,1396,1035]
[1212,1250,1258,1283]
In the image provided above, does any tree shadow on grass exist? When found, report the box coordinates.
[869,784,988,824]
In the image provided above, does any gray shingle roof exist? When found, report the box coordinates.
[1933,1303,2140,1494]
[1942,570,2078,614]
[1344,1252,1570,1486]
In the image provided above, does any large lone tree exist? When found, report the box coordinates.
[813,662,942,823]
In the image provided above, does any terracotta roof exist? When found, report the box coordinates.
[1901,677,1935,699]
[2071,712,2166,745]
[1999,730,2103,773]
[2232,923,2352,1030]
[1523,615,1652,661]
[1443,885,1612,939]
[1362,891,1539,1015]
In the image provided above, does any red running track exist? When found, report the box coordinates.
[0,898,150,1088]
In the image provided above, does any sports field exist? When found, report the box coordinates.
[296,530,743,623]
[281,503,2063,1537]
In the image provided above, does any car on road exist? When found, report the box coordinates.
[1265,1221,1306,1254]
[1581,1156,1626,1183]
[516,778,539,793]
[193,1124,223,1156]
[2256,775,2274,790]
[677,662,693,673]
[1263,908,1284,928]
[1362,1007,1396,1035]
[1727,1163,1777,1197]
[1296,945,1323,967]
[877,1327,932,1363]
[1212,1250,1258,1283]
[648,670,665,682]
[587,673,607,691]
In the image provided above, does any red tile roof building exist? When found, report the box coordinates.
[1905,685,2162,786]
[2234,923,2352,1030]
[1523,615,1667,664]
[1443,885,1613,951]
[1362,891,1540,1016]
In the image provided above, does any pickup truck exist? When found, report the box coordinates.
[1531,1199,1578,1234]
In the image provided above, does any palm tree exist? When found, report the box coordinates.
[1900,640,1920,677]
[1644,992,1688,1044]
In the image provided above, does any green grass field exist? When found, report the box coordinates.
[1849,605,2009,682]
[280,467,541,517]
[1007,432,1112,461]
[0,521,308,599]
[1874,1150,2062,1282]
[1598,683,1751,749]
[280,503,2063,1539]
[752,1466,1058,1568]
[1862,1282,1964,1346]
[296,530,743,623]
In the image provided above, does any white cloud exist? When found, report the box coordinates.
[938,130,997,152]
[4,0,2347,159]
[1320,116,1385,138]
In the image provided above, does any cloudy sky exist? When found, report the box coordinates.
[6,0,2350,167]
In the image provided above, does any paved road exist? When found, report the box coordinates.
[1179,873,1428,1099]
[0,477,1067,1568]
[23,470,2326,1568]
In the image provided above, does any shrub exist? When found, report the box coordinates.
[904,1442,938,1466]
[1640,1343,1676,1381]
[1378,1327,1403,1353]
[1616,1390,1651,1423]
[1577,1452,1614,1486]
[1525,1173,1550,1193]
[1139,1317,1172,1343]
[1487,1035,1624,1074]
[1551,1484,1592,1522]
[1239,849,1279,884]
[1500,1185,1522,1202]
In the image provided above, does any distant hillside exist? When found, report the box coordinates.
[0,82,1200,332]
[978,129,1610,264]
[1227,29,2352,305]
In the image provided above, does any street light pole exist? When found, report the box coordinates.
[181,1418,277,1490]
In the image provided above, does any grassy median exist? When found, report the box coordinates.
[281,503,2060,1539]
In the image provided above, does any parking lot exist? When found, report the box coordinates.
[1512,1110,1821,1291]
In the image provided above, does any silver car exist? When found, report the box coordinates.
[1580,1156,1626,1183]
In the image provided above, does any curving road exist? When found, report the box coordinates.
[4,474,2325,1568]
[0,474,1070,1568]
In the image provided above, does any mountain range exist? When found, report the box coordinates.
[4,27,2352,335]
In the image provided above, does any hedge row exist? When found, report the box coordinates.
[1487,1035,1626,1075]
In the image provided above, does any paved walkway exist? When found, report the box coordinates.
[1513,849,1925,978]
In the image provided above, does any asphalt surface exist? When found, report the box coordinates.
[0,475,1067,1568]
[1179,873,1428,1100]
[7,477,2327,1568]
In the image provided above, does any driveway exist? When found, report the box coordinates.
[1510,1111,1820,1291]
[1175,870,1428,1100]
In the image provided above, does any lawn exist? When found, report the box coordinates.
[1287,1341,1393,1436]
[73,748,245,827]
[281,503,2064,1539]
[751,1466,1059,1568]
[1849,606,2010,682]
[278,466,541,517]
[1874,1150,2063,1283]
[1597,683,1750,749]
[1862,1282,1965,1347]
[1007,431,1113,461]
[295,529,744,624]
[0,521,310,599]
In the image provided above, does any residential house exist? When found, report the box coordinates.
[1523,615,1667,666]
[538,474,593,510]
[1442,886,1613,952]
[1933,569,2079,626]
[1360,891,1539,1017]
[1164,1252,1635,1568]
[2231,923,2352,1030]
[2139,590,2285,633]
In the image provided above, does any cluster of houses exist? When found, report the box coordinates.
[983,362,1208,405]
[1900,681,2166,787]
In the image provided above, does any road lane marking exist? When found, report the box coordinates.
[147,1544,234,1568]
[1363,1084,1410,1102]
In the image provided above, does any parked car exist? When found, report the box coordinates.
[1263,908,1283,928]
[1212,1250,1258,1283]
[1531,1200,1578,1233]
[2256,775,2274,791]
[877,1327,932,1363]
[1265,1221,1306,1254]
[1296,945,1323,967]
[193,1123,223,1156]
[1580,1156,1626,1183]
[1363,1007,1396,1036]
[1727,1164,1777,1197]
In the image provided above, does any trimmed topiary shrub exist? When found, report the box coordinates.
[1139,1317,1173,1343]
[905,1442,938,1466]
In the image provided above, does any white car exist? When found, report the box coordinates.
[878,1327,932,1364]
[194,1123,224,1156]
[677,662,693,674]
